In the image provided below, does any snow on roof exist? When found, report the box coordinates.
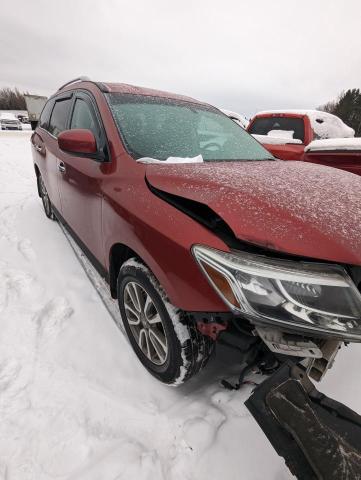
[221,109,249,129]
[307,111,354,139]
[305,138,361,152]
[252,134,302,145]
[257,109,325,115]
[254,110,355,139]
[0,112,18,120]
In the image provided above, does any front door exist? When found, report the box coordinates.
[57,92,108,267]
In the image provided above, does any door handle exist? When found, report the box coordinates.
[58,162,66,173]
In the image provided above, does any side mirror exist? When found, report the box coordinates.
[58,129,97,155]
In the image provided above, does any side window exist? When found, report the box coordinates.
[70,98,100,141]
[48,98,72,137]
[39,100,54,130]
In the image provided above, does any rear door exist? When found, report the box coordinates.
[57,91,109,267]
[32,94,73,213]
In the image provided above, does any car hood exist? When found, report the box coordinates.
[145,160,361,266]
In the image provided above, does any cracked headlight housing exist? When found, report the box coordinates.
[192,245,361,340]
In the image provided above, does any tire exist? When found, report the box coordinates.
[117,258,214,385]
[38,174,56,220]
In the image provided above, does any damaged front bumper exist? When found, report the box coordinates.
[245,362,361,480]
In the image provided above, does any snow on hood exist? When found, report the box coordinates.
[305,137,361,152]
[256,109,355,139]
[137,155,204,164]
[252,134,302,145]
[146,161,361,266]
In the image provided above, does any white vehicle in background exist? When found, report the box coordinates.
[0,112,22,130]
[221,109,249,129]
[24,94,48,130]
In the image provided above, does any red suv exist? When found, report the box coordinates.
[31,78,361,387]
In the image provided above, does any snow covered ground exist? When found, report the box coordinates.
[1,131,361,480]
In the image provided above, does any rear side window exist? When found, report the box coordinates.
[248,116,305,142]
[70,98,100,141]
[48,98,72,137]
[39,100,54,130]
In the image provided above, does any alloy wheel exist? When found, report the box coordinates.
[123,281,168,365]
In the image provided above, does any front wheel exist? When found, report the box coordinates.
[117,259,214,385]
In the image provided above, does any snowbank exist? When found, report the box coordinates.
[305,137,361,152]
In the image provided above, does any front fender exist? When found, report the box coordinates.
[102,176,230,312]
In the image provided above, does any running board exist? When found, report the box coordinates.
[59,222,125,334]
[245,362,361,479]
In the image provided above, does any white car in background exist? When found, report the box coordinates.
[221,109,249,129]
[0,112,22,130]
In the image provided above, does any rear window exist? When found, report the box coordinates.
[106,94,274,162]
[248,116,305,142]
[48,98,72,137]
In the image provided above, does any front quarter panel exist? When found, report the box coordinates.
[101,154,230,312]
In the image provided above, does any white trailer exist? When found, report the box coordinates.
[24,94,48,130]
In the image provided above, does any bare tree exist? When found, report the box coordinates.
[0,87,29,110]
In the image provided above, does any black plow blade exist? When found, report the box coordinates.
[245,362,361,479]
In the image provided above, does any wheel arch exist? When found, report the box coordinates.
[109,242,144,298]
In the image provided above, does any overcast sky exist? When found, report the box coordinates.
[1,0,360,116]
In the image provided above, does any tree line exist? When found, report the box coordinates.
[0,87,28,110]
[319,88,361,136]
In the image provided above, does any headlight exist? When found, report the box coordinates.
[192,245,361,340]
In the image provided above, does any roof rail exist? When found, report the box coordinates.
[57,76,90,92]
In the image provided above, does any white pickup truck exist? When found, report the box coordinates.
[24,94,48,130]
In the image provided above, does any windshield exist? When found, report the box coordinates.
[106,94,274,162]
[248,116,305,142]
